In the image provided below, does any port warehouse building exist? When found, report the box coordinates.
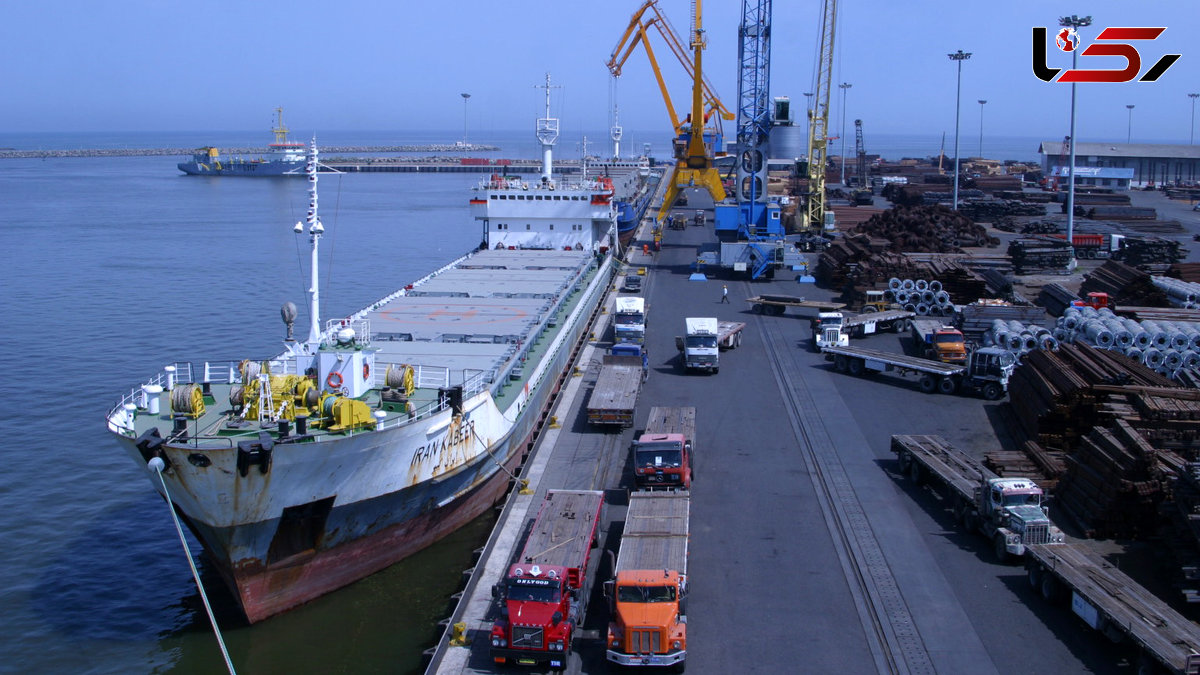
[1039,141,1200,189]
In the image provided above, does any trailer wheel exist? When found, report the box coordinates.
[834,355,849,372]
[753,303,764,314]
[848,358,865,376]
[862,305,877,313]
[961,509,979,534]
[896,318,912,333]
[908,459,923,485]
[981,382,1003,401]
[993,535,1012,565]
[937,377,957,395]
[1027,564,1043,591]
[1135,652,1164,675]
[773,305,786,316]
[1040,572,1064,603]
[919,374,937,393]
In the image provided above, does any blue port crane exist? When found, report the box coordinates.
[714,0,783,279]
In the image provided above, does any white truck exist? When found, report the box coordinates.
[822,344,1015,400]
[812,309,916,350]
[675,317,744,374]
[891,434,1064,561]
[614,296,647,344]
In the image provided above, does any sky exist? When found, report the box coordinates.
[2,0,1198,145]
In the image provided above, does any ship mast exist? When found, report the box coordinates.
[535,73,560,182]
[295,139,324,347]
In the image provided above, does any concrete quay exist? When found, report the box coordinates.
[426,189,1132,674]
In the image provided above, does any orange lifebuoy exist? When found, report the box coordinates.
[363,362,371,381]
[326,371,343,389]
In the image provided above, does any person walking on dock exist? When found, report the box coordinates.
[721,284,729,303]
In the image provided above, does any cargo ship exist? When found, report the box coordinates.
[178,107,306,177]
[108,87,617,622]
[610,157,658,246]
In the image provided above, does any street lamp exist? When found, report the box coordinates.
[1126,104,1135,143]
[978,100,987,159]
[1189,93,1199,144]
[947,50,971,210]
[839,82,852,185]
[1060,14,1092,271]
[460,93,471,145]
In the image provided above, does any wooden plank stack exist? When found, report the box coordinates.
[1055,420,1166,539]
[1079,260,1171,307]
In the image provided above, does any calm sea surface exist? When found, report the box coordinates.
[0,129,1051,674]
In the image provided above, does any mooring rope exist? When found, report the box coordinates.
[148,458,237,675]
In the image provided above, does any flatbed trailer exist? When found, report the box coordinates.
[1026,542,1200,674]
[747,294,845,316]
[822,344,1012,400]
[841,309,915,337]
[587,354,645,427]
[892,435,1063,560]
[715,321,746,350]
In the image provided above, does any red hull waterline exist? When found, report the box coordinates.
[216,441,529,624]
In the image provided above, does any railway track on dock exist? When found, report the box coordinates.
[755,306,934,675]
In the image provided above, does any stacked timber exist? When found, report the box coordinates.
[1087,205,1157,220]
[921,189,985,204]
[969,175,1024,193]
[1037,282,1079,317]
[1056,420,1166,538]
[959,199,1046,222]
[1121,237,1185,272]
[1169,263,1200,284]
[850,204,996,252]
[1079,260,1170,307]
[1006,342,1174,451]
[815,235,993,305]
[1008,238,1073,274]
[984,439,1067,492]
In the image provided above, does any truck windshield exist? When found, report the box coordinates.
[616,314,642,325]
[636,444,683,467]
[821,316,843,326]
[618,584,677,603]
[685,336,717,349]
[507,582,561,603]
[934,334,963,344]
[1003,493,1041,507]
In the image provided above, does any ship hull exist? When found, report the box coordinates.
[112,252,610,621]
[178,160,305,177]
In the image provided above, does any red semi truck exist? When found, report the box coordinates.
[631,406,695,490]
[490,490,606,670]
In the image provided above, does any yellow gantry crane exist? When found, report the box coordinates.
[805,0,837,231]
[607,0,733,223]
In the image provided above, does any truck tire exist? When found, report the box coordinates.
[937,377,957,395]
[993,535,1012,565]
[712,367,719,375]
[848,358,865,376]
[673,661,687,673]
[1027,564,1043,591]
[753,303,764,314]
[773,304,786,316]
[981,382,1003,401]
[1040,573,1063,604]
[896,318,911,333]
[908,460,923,485]
[961,509,979,534]
[919,374,937,393]
[862,305,877,313]
[834,355,849,372]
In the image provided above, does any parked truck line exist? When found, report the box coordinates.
[491,490,606,671]
[605,491,691,671]
[891,435,1064,561]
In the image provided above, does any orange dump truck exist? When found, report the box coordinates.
[910,318,967,364]
[605,491,690,670]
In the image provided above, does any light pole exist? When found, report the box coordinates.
[978,100,987,159]
[1189,93,1199,144]
[947,50,971,210]
[460,93,471,145]
[839,82,852,185]
[1061,14,1091,271]
[1126,104,1135,143]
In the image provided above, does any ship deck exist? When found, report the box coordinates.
[110,248,604,448]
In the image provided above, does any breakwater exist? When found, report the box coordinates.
[0,144,500,159]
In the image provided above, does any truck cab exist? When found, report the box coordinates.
[492,565,577,669]
[611,342,649,376]
[860,290,894,313]
[615,296,647,344]
[979,477,1065,559]
[913,321,967,364]
[632,433,692,489]
[812,311,848,349]
[606,570,688,669]
[679,317,720,373]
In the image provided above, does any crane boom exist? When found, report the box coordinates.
[805,0,837,231]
